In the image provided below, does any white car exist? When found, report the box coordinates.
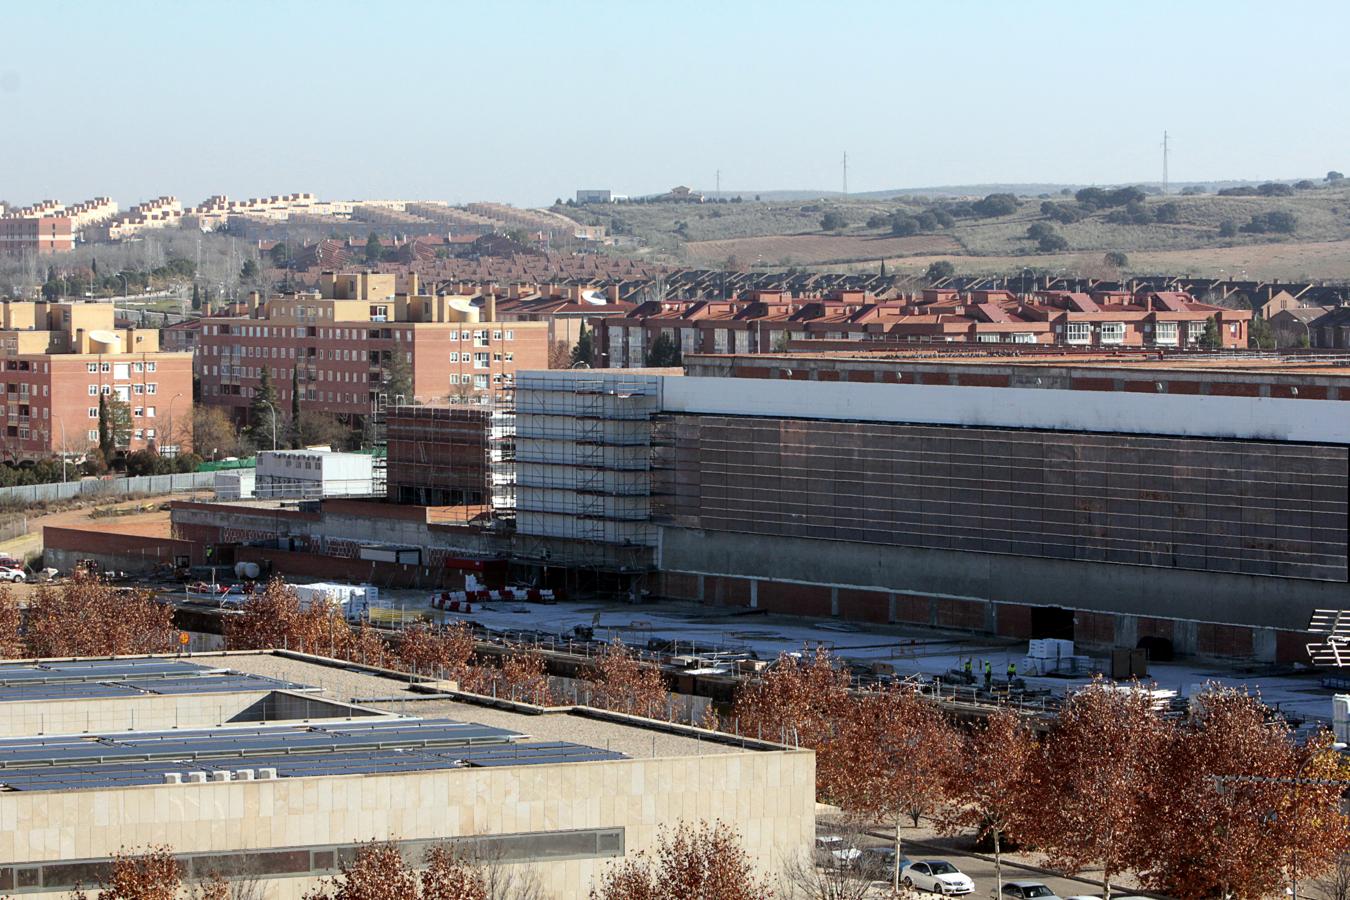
[1000,882,1061,900]
[904,860,975,895]
[0,566,26,583]
[813,835,862,868]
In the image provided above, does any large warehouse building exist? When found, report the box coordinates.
[0,653,812,898]
[512,353,1350,662]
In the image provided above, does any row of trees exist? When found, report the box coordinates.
[722,651,1348,899]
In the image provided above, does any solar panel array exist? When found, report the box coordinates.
[0,719,626,792]
[0,658,307,701]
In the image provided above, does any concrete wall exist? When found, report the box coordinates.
[661,373,1350,444]
[0,690,376,738]
[658,527,1340,658]
[3,748,814,900]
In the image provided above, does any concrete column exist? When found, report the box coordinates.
[830,587,839,617]
[887,592,897,624]
[1174,620,1198,656]
[696,574,705,603]
[984,601,997,634]
[1114,614,1139,651]
[1254,628,1277,663]
[749,579,758,610]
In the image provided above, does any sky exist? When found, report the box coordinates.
[2,0,1348,209]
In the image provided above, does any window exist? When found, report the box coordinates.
[99,362,110,373]
[473,374,488,389]
[1066,322,1091,344]
[504,352,513,362]
[133,429,143,440]
[492,330,502,340]
[133,407,143,418]
[132,362,144,373]
[474,330,489,347]
[1012,333,1036,343]
[147,362,156,372]
[473,352,489,368]
[504,330,514,341]
[147,384,157,394]
[145,406,155,418]
[86,363,97,373]
[88,407,98,418]
[450,352,459,363]
[450,374,460,384]
[88,384,98,396]
[146,428,156,439]
[976,333,1000,343]
[1154,321,1179,345]
[1100,322,1125,344]
[133,384,144,394]
[87,430,98,442]
[100,385,111,395]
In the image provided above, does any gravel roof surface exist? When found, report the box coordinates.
[214,651,746,760]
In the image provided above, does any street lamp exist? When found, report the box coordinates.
[166,393,182,457]
[56,419,67,483]
[258,399,277,451]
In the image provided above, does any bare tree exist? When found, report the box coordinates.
[782,820,889,900]
[589,821,775,900]
[1314,855,1350,900]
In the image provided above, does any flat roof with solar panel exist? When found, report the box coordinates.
[0,658,309,701]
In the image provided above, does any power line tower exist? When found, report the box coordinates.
[842,151,848,196]
[1161,131,1170,194]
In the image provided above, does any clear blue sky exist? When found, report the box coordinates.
[2,0,1346,208]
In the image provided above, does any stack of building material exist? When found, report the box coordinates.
[1019,638,1092,676]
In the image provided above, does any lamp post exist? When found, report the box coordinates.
[166,393,182,458]
[57,419,67,483]
[258,400,277,451]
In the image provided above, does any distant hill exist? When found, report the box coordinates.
[706,180,1300,201]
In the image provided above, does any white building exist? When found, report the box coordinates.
[255,449,375,500]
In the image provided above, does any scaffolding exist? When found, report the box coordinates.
[383,397,516,522]
[513,372,661,566]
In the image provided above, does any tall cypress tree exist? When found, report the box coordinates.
[290,366,303,449]
[248,366,279,450]
[97,393,112,460]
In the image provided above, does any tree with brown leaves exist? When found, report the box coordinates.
[1031,679,1167,900]
[0,585,22,659]
[730,650,851,755]
[25,574,175,658]
[496,644,556,706]
[589,821,774,900]
[818,686,958,891]
[223,577,351,656]
[67,845,182,900]
[304,842,490,900]
[936,708,1039,899]
[1134,686,1350,899]
[584,638,669,719]
[396,622,484,690]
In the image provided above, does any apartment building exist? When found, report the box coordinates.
[0,216,73,255]
[0,300,192,460]
[599,288,1250,365]
[196,272,549,423]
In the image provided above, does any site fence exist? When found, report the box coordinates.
[0,471,216,506]
[0,517,27,543]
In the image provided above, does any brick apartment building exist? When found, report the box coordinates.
[600,288,1250,366]
[196,271,549,424]
[0,300,193,460]
[0,216,73,255]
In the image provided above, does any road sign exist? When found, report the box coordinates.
[178,632,190,646]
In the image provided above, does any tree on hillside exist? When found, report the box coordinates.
[239,258,259,280]
[972,193,1019,217]
[1134,687,1350,899]
[1038,233,1069,253]
[247,365,279,450]
[364,231,382,265]
[571,322,594,367]
[820,211,847,232]
[1199,316,1223,350]
[820,686,959,891]
[1327,171,1345,182]
[1103,251,1129,269]
[589,822,774,900]
[645,332,681,367]
[925,260,955,283]
[938,709,1039,899]
[191,282,201,310]
[583,638,669,718]
[1218,219,1238,238]
[1030,680,1167,900]
[889,214,920,236]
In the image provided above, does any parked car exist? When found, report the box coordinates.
[999,883,1060,900]
[0,566,26,583]
[903,860,975,895]
[859,845,909,873]
[813,835,862,868]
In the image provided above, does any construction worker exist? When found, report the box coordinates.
[1007,660,1017,683]
[963,658,973,682]
[983,659,992,689]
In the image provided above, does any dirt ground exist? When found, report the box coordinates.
[684,232,961,265]
[0,494,184,564]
